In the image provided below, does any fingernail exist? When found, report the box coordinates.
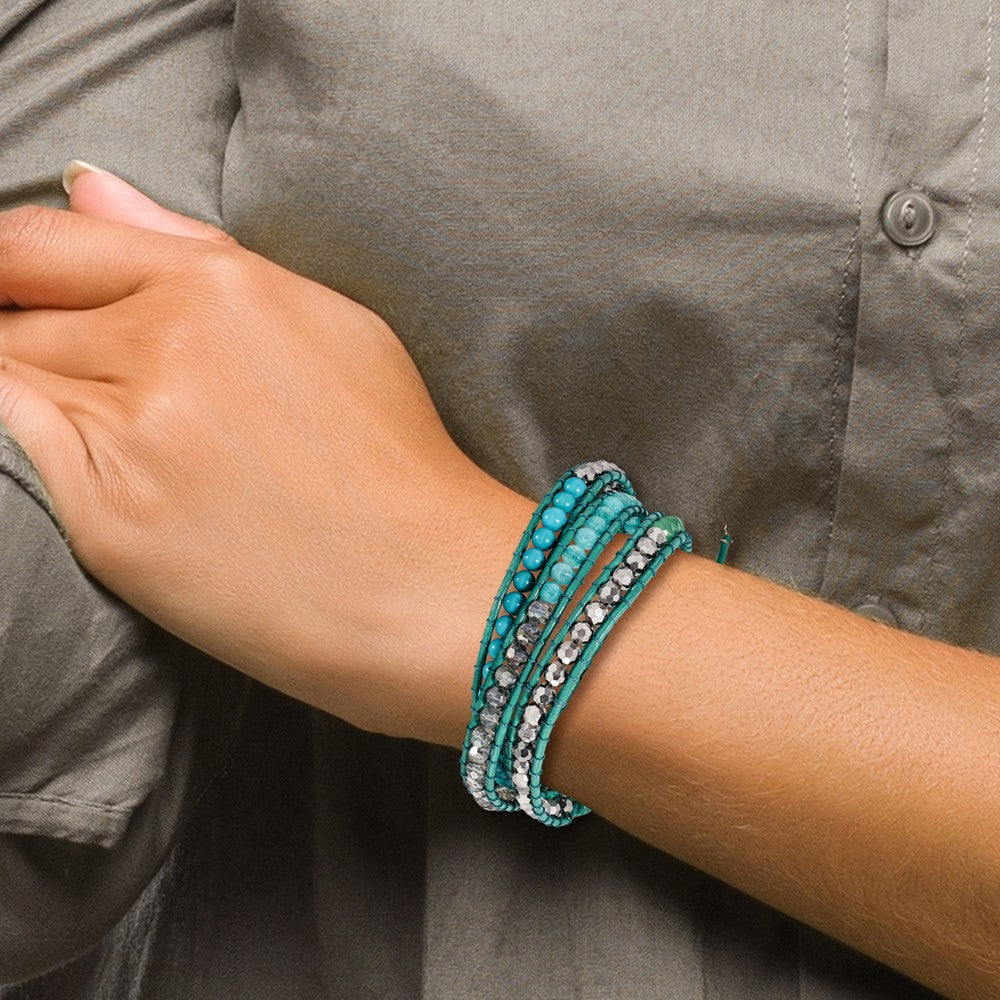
[62,159,112,195]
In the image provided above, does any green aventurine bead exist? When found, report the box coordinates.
[575,526,598,549]
[563,544,587,567]
[539,581,562,603]
[550,562,574,586]
[656,514,685,537]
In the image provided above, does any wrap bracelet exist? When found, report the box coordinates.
[461,461,696,824]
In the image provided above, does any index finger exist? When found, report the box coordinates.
[0,204,175,309]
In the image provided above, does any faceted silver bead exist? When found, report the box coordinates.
[574,462,596,481]
[545,662,566,686]
[468,742,489,764]
[516,621,541,645]
[470,724,492,747]
[505,644,528,665]
[513,741,532,762]
[597,581,621,604]
[518,792,533,811]
[637,536,657,557]
[532,685,555,710]
[495,666,517,688]
[556,641,579,665]
[561,797,575,814]
[585,602,608,625]
[647,525,669,546]
[523,704,542,726]
[485,686,508,709]
[612,566,634,588]
[542,797,560,816]
[570,621,593,643]
[465,763,485,782]
[625,550,649,572]
[497,786,517,803]
[518,722,539,742]
[527,600,553,623]
[512,756,530,775]
[479,706,501,727]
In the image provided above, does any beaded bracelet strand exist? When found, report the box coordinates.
[513,515,692,825]
[461,462,636,809]
[473,483,645,810]
[484,493,648,809]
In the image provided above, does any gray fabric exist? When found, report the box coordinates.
[0,0,986,996]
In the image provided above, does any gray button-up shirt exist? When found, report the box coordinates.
[1,1,989,996]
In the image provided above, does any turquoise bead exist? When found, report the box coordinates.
[488,637,502,658]
[522,547,545,570]
[563,476,587,498]
[532,527,556,550]
[503,591,524,614]
[564,543,587,567]
[513,570,535,592]
[541,506,567,530]
[552,490,576,512]
[585,515,608,534]
[539,581,562,603]
[550,561,575,586]
[495,615,513,637]
[602,492,627,514]
[575,526,598,550]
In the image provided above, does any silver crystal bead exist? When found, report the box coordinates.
[597,581,621,604]
[556,641,579,664]
[468,742,489,764]
[542,797,560,816]
[512,770,529,789]
[495,666,517,688]
[532,685,555,710]
[518,722,539,742]
[570,621,593,643]
[516,621,541,645]
[637,536,657,557]
[523,704,542,726]
[513,741,532,762]
[561,797,574,814]
[465,763,485,782]
[496,786,517,802]
[612,566,634,588]
[585,602,608,625]
[545,662,566,685]
[625,550,649,572]
[505,644,528,665]
[479,706,500,727]
[647,524,669,546]
[527,600,553,623]
[470,724,492,747]
[574,462,596,481]
[485,686,508,709]
[512,756,530,774]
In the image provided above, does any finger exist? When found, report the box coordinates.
[0,361,93,521]
[0,307,119,381]
[64,161,237,246]
[0,355,99,413]
[0,204,188,309]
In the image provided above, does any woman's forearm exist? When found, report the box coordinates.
[411,485,1000,1000]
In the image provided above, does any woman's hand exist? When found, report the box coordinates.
[0,168,530,741]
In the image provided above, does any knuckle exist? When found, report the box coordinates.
[0,204,61,264]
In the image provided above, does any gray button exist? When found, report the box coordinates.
[881,189,936,247]
[854,601,897,627]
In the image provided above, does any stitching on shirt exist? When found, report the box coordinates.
[827,0,863,561]
[923,0,993,634]
[0,791,131,816]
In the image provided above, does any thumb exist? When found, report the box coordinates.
[62,160,236,246]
